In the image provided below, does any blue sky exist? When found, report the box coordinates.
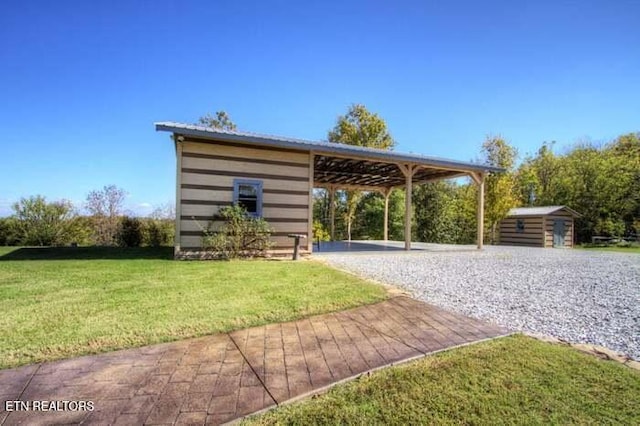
[1,0,638,217]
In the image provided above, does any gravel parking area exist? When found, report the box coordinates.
[318,246,640,360]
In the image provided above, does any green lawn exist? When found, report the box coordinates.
[0,246,386,369]
[247,335,640,425]
[577,245,640,254]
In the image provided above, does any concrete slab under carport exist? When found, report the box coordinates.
[312,240,478,254]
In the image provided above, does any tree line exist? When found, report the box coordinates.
[200,106,639,245]
[0,185,174,247]
[312,106,639,244]
[3,108,636,248]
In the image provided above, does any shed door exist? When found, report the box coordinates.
[553,219,565,247]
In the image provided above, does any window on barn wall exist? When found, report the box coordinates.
[516,219,525,233]
[233,179,263,217]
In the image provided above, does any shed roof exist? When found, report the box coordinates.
[156,122,503,189]
[507,206,581,217]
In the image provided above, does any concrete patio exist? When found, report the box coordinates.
[0,297,510,425]
[312,240,478,254]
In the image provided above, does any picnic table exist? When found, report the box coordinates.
[591,236,613,244]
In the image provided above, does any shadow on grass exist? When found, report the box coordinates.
[0,246,174,261]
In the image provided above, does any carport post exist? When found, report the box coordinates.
[308,152,315,252]
[329,185,336,241]
[470,172,486,250]
[382,187,391,241]
[399,164,416,251]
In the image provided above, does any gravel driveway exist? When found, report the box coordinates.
[317,246,640,360]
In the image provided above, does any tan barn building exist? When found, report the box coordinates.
[499,206,581,248]
[156,122,503,257]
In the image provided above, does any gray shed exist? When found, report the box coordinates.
[499,206,581,248]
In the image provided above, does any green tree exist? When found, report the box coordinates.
[342,190,362,241]
[414,181,464,243]
[327,104,395,240]
[312,189,346,240]
[12,196,82,246]
[198,110,237,131]
[520,142,566,206]
[143,203,175,246]
[144,219,174,247]
[0,217,20,246]
[480,136,519,244]
[328,104,395,149]
[513,133,640,242]
[609,133,640,236]
[119,216,143,247]
[514,160,539,206]
[563,142,631,240]
[353,189,405,240]
[455,183,480,244]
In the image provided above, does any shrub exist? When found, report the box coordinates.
[313,220,330,242]
[119,216,143,247]
[145,219,174,247]
[0,217,20,246]
[12,196,85,246]
[201,205,274,259]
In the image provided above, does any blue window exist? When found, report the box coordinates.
[516,219,525,233]
[233,179,263,217]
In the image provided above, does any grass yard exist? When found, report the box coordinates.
[247,335,640,425]
[577,245,640,254]
[0,246,386,369]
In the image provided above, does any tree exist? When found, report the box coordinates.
[413,181,466,244]
[512,132,640,242]
[12,196,82,246]
[480,136,519,244]
[119,216,143,247]
[198,111,237,131]
[150,203,175,220]
[328,104,395,149]
[145,203,175,247]
[0,217,19,246]
[312,188,346,240]
[354,190,405,240]
[327,104,395,240]
[522,142,566,206]
[85,185,126,246]
[609,133,640,236]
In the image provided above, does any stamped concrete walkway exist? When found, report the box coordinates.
[1,297,509,425]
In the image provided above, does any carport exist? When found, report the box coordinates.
[311,146,502,251]
[156,122,503,256]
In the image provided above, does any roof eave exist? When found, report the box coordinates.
[155,122,504,174]
[508,206,582,218]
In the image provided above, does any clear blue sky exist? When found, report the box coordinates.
[1,0,638,217]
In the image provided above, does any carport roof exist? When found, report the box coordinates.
[156,121,504,189]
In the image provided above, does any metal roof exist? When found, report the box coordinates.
[155,121,504,174]
[507,206,582,217]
